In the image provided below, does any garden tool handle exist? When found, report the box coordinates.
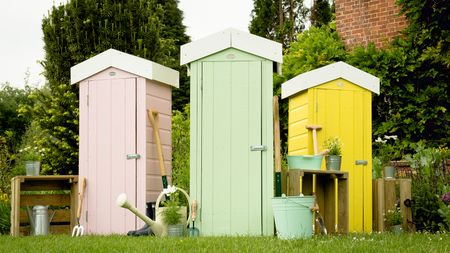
[147,109,167,177]
[77,177,87,219]
[192,200,197,221]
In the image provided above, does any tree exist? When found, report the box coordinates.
[310,0,333,27]
[249,0,309,49]
[0,83,33,150]
[25,0,188,175]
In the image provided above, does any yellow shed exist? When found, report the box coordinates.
[281,61,380,232]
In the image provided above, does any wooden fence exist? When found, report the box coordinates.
[372,178,412,232]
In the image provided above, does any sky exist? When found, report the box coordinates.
[0,0,254,89]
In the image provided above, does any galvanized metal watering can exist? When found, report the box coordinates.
[26,205,56,235]
[116,186,191,237]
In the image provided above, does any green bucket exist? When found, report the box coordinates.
[287,155,323,170]
[272,195,315,239]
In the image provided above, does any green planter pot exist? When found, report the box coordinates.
[167,224,185,237]
[326,155,341,171]
[384,166,396,179]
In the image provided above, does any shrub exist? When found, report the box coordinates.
[171,105,190,194]
[406,146,450,231]
[0,192,10,235]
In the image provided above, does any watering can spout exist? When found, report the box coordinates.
[116,193,166,236]
[26,206,35,229]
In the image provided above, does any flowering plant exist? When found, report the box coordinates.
[323,137,343,156]
[385,207,402,226]
[19,146,44,161]
[373,135,399,166]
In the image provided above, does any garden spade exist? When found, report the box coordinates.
[147,109,170,198]
[273,96,282,197]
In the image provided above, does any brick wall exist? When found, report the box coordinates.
[335,0,408,49]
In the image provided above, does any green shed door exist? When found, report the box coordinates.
[201,61,263,235]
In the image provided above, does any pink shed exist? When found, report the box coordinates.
[70,49,179,235]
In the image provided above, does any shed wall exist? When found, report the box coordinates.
[145,80,172,201]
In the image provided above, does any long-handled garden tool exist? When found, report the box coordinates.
[147,109,170,198]
[187,199,200,237]
[72,177,86,237]
[273,96,282,197]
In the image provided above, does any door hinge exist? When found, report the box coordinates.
[87,94,89,106]
[85,211,88,222]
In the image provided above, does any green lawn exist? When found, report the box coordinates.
[0,233,448,252]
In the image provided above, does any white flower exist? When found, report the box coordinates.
[383,135,398,140]
[375,137,387,143]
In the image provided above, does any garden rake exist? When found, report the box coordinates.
[72,177,86,236]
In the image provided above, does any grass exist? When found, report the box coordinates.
[0,232,449,253]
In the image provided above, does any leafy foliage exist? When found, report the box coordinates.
[0,84,33,149]
[0,195,10,235]
[171,105,190,193]
[0,136,13,196]
[405,146,450,231]
[323,137,342,156]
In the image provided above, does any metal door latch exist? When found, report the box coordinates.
[126,154,141,159]
[250,145,267,151]
[355,160,368,165]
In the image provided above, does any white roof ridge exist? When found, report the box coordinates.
[70,49,179,88]
[180,27,282,65]
[281,61,380,99]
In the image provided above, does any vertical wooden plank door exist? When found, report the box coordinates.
[86,77,137,234]
[200,61,263,235]
[315,83,371,232]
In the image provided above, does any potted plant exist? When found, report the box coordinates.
[323,137,342,171]
[373,135,400,179]
[161,191,186,237]
[19,146,44,176]
[385,206,403,233]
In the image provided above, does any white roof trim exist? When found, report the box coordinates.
[180,28,282,65]
[281,61,380,99]
[70,49,179,88]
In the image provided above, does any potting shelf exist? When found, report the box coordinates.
[286,169,349,234]
[10,175,78,236]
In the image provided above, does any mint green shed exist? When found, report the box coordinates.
[180,28,282,236]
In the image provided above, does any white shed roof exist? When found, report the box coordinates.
[70,49,179,88]
[180,28,282,65]
[281,61,380,99]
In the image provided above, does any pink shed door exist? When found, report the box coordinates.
[86,77,138,234]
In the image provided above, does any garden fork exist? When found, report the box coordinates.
[72,177,86,236]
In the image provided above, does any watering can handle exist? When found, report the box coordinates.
[155,186,192,227]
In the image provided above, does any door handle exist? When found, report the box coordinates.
[355,160,368,165]
[126,154,141,159]
[250,145,267,151]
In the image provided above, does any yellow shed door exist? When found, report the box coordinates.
[314,81,372,232]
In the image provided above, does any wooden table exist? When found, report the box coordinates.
[10,175,78,236]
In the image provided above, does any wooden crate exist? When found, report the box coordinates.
[372,178,412,232]
[10,176,78,236]
[286,169,349,234]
